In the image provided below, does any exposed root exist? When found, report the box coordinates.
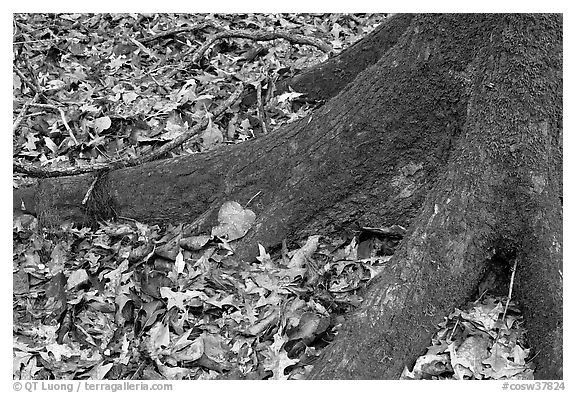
[139,22,216,44]
[192,29,331,64]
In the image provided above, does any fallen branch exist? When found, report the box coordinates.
[13,37,60,45]
[13,84,244,178]
[13,92,40,132]
[131,83,244,165]
[192,29,331,64]
[13,160,116,178]
[255,81,268,134]
[139,22,215,44]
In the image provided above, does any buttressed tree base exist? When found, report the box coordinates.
[14,14,562,379]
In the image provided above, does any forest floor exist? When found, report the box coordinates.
[13,13,534,380]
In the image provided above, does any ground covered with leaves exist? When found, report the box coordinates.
[13,13,536,380]
[14,13,383,174]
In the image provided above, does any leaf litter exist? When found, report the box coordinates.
[402,296,534,380]
[13,13,386,180]
[14,206,536,380]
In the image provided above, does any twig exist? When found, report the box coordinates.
[128,37,158,60]
[245,191,262,207]
[14,84,244,178]
[133,83,243,165]
[130,360,147,380]
[526,350,541,364]
[139,22,215,44]
[22,58,43,93]
[13,66,39,94]
[28,103,78,145]
[81,176,99,205]
[192,29,331,64]
[22,111,45,118]
[255,81,268,134]
[502,258,518,321]
[163,65,189,80]
[13,92,40,132]
[264,76,277,107]
[13,160,115,178]
[448,318,460,342]
[13,37,60,45]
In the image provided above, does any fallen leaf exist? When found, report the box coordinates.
[147,321,170,356]
[256,243,272,263]
[13,270,29,295]
[174,251,185,274]
[264,331,299,379]
[156,362,193,379]
[277,91,304,103]
[44,136,58,154]
[288,235,320,269]
[287,312,329,341]
[88,362,113,379]
[93,116,111,133]
[211,201,256,241]
[67,269,89,290]
[449,335,489,380]
[172,337,204,362]
[180,235,211,250]
[48,243,67,274]
[201,121,223,149]
[408,354,452,379]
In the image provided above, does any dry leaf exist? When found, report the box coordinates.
[288,235,320,269]
[211,201,256,241]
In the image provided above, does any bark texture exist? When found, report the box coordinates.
[276,13,414,102]
[309,13,562,379]
[13,14,562,379]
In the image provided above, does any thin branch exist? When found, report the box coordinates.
[13,66,39,94]
[139,22,215,44]
[264,76,277,107]
[13,37,60,45]
[81,176,99,206]
[13,160,115,178]
[133,83,244,165]
[502,258,518,321]
[13,92,40,132]
[23,111,46,117]
[21,58,43,93]
[255,81,268,134]
[14,84,244,178]
[28,103,78,145]
[192,29,331,64]
[245,190,262,208]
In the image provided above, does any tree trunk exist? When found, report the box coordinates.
[13,14,562,379]
[308,13,563,380]
[275,13,415,102]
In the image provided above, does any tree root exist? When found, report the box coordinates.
[191,29,331,65]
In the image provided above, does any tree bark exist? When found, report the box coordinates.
[13,14,562,379]
[275,13,414,102]
[309,13,562,380]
